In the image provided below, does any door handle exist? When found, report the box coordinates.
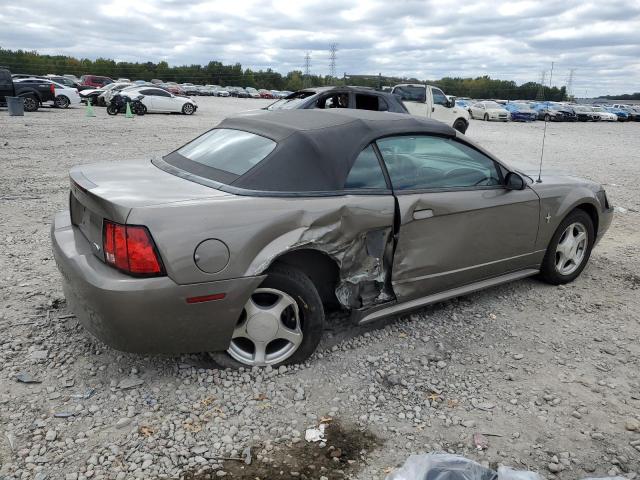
[413,208,434,220]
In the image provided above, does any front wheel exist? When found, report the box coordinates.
[539,209,594,285]
[54,95,70,109]
[106,105,118,115]
[453,119,468,134]
[544,113,551,122]
[182,103,195,115]
[210,264,324,368]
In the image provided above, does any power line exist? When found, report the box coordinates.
[303,51,311,87]
[535,70,547,100]
[329,43,337,79]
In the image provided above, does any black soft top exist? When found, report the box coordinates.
[211,109,456,192]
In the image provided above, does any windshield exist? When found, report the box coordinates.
[165,129,276,182]
[483,101,502,108]
[392,85,425,102]
[512,103,533,111]
[267,91,316,110]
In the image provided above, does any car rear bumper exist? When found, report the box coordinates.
[51,210,264,354]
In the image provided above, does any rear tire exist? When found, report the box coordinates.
[544,113,551,122]
[539,209,594,285]
[209,264,324,368]
[22,95,39,112]
[106,105,118,115]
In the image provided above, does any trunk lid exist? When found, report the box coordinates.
[69,159,229,258]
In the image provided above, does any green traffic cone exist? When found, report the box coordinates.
[85,99,95,117]
[125,101,133,118]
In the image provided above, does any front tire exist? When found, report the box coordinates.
[54,95,70,109]
[210,264,324,368]
[182,103,195,115]
[106,105,118,115]
[453,118,468,134]
[539,209,594,285]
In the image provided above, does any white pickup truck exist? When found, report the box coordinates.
[391,84,470,134]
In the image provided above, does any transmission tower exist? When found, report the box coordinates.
[536,70,547,100]
[329,43,337,79]
[566,69,576,99]
[304,51,311,87]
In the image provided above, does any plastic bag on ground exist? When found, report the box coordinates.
[385,453,498,480]
[497,466,542,480]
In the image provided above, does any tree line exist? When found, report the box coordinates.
[1,46,571,100]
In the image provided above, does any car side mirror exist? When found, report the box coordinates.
[447,97,456,108]
[505,172,526,190]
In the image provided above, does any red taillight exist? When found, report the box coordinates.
[102,221,164,276]
[50,83,56,95]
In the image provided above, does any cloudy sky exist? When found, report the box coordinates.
[1,0,639,95]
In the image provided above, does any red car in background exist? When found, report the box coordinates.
[164,83,186,95]
[80,75,114,88]
[259,89,274,99]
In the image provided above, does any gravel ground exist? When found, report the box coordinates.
[1,98,639,480]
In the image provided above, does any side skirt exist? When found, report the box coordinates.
[355,268,539,325]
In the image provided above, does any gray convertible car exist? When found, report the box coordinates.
[52,109,613,367]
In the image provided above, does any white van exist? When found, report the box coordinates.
[391,84,470,134]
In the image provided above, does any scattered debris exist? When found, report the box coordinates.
[473,432,489,450]
[53,412,74,418]
[15,372,41,384]
[305,422,327,442]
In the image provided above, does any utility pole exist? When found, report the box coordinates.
[304,51,311,88]
[566,68,576,100]
[328,43,337,81]
[536,70,547,100]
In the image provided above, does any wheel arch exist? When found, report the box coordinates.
[574,203,599,238]
[267,248,341,310]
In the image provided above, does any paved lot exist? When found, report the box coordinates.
[1,98,639,479]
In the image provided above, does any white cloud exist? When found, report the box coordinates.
[0,0,639,95]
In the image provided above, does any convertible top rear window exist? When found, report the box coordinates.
[164,129,276,183]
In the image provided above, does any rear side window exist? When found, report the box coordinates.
[392,85,425,102]
[344,145,387,190]
[170,129,276,177]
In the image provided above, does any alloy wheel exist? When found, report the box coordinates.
[227,288,303,366]
[555,222,588,275]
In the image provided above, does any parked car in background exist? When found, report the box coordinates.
[612,104,640,121]
[117,78,131,83]
[63,74,81,83]
[216,87,230,97]
[469,101,510,121]
[43,75,81,89]
[181,84,200,95]
[245,87,261,98]
[504,102,537,122]
[266,86,408,115]
[571,105,601,121]
[51,109,613,367]
[150,79,163,84]
[590,106,618,121]
[603,106,629,121]
[231,87,250,98]
[100,82,133,105]
[259,89,274,99]
[391,84,470,133]
[14,77,80,109]
[1,68,57,111]
[80,75,114,88]
[122,86,197,114]
[533,102,577,122]
[163,83,185,95]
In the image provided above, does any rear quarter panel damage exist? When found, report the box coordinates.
[128,194,396,309]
